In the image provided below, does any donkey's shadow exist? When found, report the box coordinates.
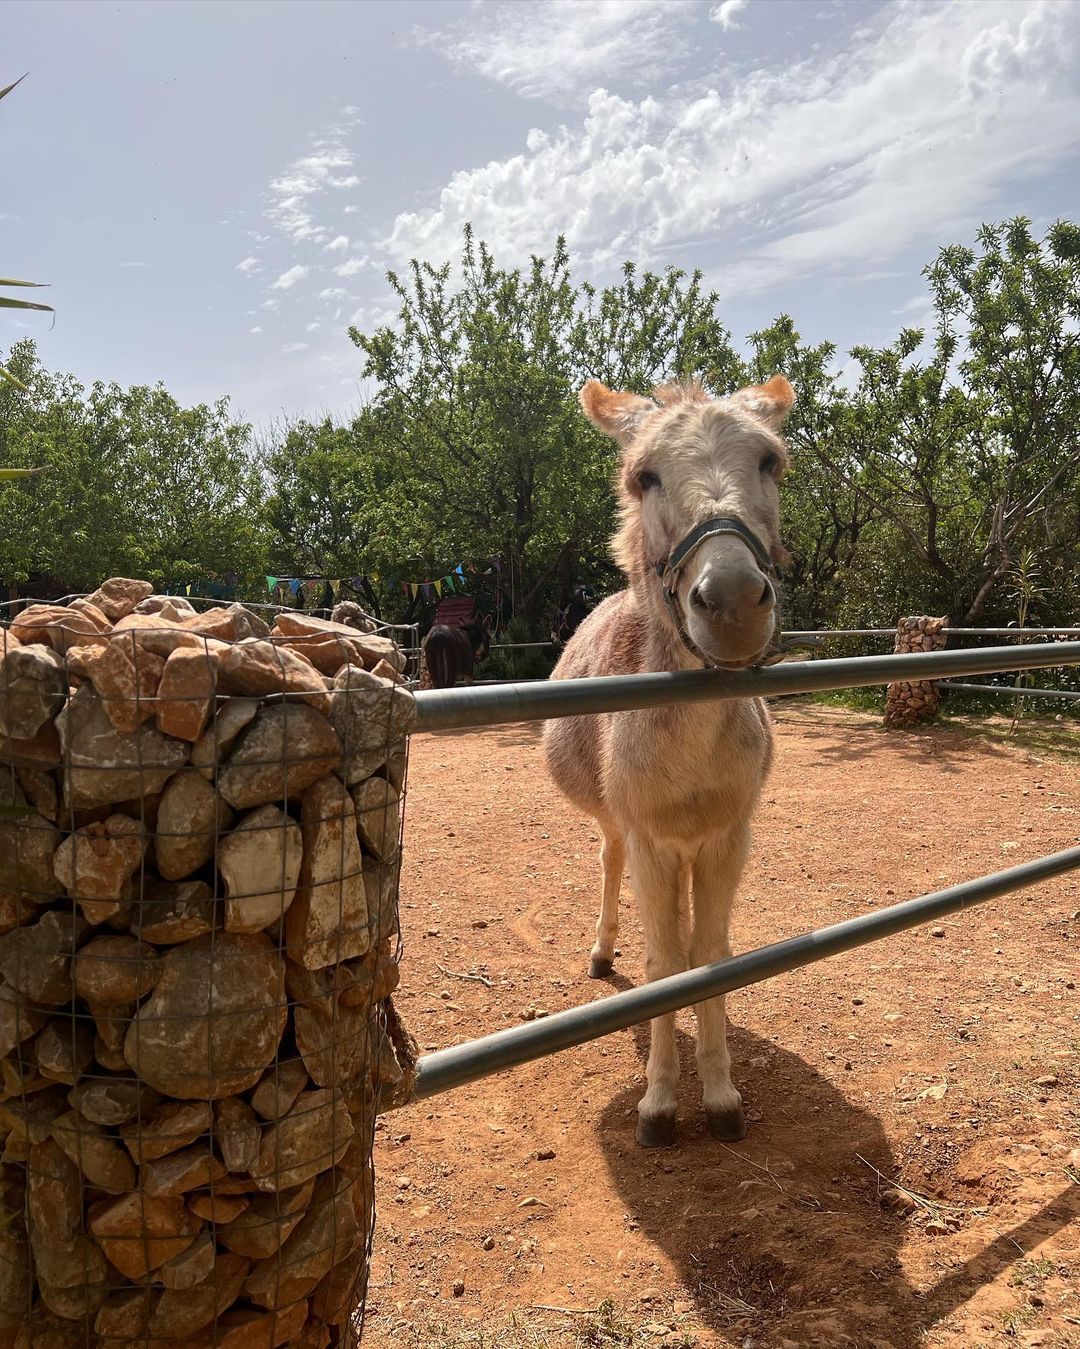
[598,1010,1079,1348]
[598,1009,919,1348]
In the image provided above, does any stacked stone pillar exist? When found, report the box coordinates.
[0,580,415,1347]
[883,616,949,727]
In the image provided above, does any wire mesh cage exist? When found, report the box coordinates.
[0,582,415,1347]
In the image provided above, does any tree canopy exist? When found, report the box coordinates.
[2,217,1077,638]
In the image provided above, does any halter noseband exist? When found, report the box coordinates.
[653,515,788,669]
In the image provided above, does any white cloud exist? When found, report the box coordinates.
[386,1,1080,300]
[236,256,261,273]
[323,235,350,252]
[334,256,369,277]
[319,286,347,301]
[271,265,310,291]
[281,341,309,354]
[709,0,746,31]
[306,321,321,332]
[416,0,694,103]
[249,325,263,334]
[118,260,149,269]
[267,139,360,245]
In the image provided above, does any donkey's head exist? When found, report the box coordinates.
[580,375,794,668]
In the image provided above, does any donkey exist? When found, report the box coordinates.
[422,614,493,689]
[542,375,794,1147]
[552,584,598,651]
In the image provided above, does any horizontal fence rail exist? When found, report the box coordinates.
[945,681,1080,703]
[414,846,1080,1100]
[413,641,1080,733]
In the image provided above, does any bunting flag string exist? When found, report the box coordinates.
[265,559,501,602]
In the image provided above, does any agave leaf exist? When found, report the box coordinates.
[0,296,54,313]
[0,74,28,102]
[0,466,46,479]
[0,278,48,288]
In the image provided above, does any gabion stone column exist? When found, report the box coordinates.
[884,616,949,727]
[0,582,415,1347]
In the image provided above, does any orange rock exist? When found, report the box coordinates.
[272,612,405,674]
[89,638,165,732]
[66,598,112,631]
[10,604,109,653]
[52,814,146,919]
[215,640,329,712]
[85,577,154,621]
[156,645,217,741]
[89,1191,203,1279]
[188,1190,250,1224]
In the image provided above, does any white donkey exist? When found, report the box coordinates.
[543,375,795,1146]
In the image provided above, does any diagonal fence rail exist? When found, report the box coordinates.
[414,846,1080,1099]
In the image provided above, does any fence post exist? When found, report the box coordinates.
[884,616,949,726]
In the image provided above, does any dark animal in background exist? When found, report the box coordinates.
[552,584,598,650]
[422,615,494,689]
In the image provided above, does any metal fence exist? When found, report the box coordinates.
[408,639,1080,1095]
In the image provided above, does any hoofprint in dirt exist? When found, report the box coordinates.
[365,705,1079,1349]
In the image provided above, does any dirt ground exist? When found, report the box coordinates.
[364,704,1079,1349]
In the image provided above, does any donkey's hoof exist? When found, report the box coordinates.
[705,1105,747,1141]
[588,955,614,979]
[636,1113,677,1148]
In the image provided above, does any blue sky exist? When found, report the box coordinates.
[4,0,1079,427]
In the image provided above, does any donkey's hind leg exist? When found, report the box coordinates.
[588,815,624,979]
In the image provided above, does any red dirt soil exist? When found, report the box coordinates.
[365,705,1079,1349]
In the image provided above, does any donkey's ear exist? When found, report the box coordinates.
[579,380,655,446]
[729,374,796,430]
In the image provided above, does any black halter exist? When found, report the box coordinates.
[653,515,788,669]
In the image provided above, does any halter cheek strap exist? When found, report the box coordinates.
[654,515,788,670]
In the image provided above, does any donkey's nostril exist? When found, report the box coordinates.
[758,578,775,608]
[689,582,710,613]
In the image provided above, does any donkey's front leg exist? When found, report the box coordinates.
[627,834,687,1147]
[690,822,750,1141]
[588,816,624,979]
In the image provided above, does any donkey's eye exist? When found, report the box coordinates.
[759,453,780,476]
[639,470,661,491]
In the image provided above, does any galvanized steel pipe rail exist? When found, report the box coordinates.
[414,846,1080,1100]
[413,641,1080,733]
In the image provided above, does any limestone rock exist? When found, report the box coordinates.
[72,933,159,1005]
[0,977,45,1056]
[292,975,368,1090]
[52,813,146,922]
[217,704,341,811]
[125,932,286,1099]
[50,1110,137,1193]
[206,1300,307,1349]
[93,1288,155,1340]
[131,877,214,945]
[219,804,302,934]
[148,1250,249,1339]
[0,771,61,899]
[142,1143,227,1197]
[89,1001,131,1071]
[88,638,164,732]
[86,577,154,621]
[364,853,401,946]
[188,1190,249,1224]
[156,768,234,879]
[217,1180,314,1258]
[274,612,405,672]
[33,1018,95,1084]
[0,909,87,1006]
[329,664,415,785]
[159,1229,216,1289]
[69,1076,157,1127]
[156,645,217,741]
[180,604,270,644]
[9,605,107,655]
[190,696,259,778]
[251,1088,353,1192]
[244,1169,361,1310]
[215,639,330,713]
[285,775,369,970]
[0,643,65,739]
[250,1057,309,1121]
[120,1099,212,1165]
[56,684,187,808]
[15,767,58,822]
[0,1085,69,1145]
[214,1096,261,1174]
[89,1190,203,1279]
[0,1228,32,1337]
[352,776,400,860]
[0,719,62,771]
[108,612,212,660]
[134,592,196,617]
[26,1137,80,1270]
